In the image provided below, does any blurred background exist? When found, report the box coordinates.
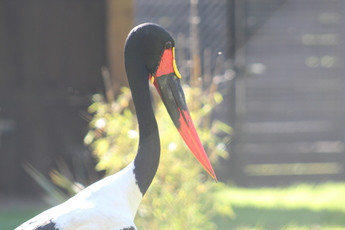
[1,0,345,229]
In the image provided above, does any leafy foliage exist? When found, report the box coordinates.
[85,83,234,229]
[25,58,234,229]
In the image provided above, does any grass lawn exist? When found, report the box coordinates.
[215,182,345,229]
[0,206,47,230]
[3,183,345,229]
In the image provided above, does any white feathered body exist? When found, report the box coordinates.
[16,162,142,230]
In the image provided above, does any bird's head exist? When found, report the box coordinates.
[125,23,176,75]
[125,23,217,181]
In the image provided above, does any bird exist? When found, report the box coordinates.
[16,23,217,230]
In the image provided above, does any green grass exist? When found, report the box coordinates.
[215,206,345,230]
[214,182,345,229]
[0,207,47,230]
[3,183,345,230]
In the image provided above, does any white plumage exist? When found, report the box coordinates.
[16,162,141,230]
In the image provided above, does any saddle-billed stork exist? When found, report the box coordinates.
[16,23,217,230]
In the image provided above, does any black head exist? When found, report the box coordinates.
[124,23,175,76]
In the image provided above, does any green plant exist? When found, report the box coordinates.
[83,75,234,229]
[27,67,234,230]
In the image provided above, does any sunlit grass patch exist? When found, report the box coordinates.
[214,183,345,229]
[216,183,345,212]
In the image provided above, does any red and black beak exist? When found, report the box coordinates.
[150,48,217,181]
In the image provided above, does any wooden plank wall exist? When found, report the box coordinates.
[0,1,106,195]
[234,0,345,186]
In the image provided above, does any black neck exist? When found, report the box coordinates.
[127,63,160,196]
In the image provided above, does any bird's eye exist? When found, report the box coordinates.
[165,41,172,49]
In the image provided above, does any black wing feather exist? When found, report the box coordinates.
[121,227,135,230]
[17,219,58,230]
[35,220,58,230]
